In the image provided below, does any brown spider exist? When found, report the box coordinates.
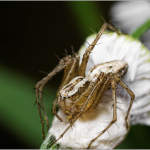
[35,23,135,149]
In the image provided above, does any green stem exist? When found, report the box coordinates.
[40,134,70,149]
[131,19,150,39]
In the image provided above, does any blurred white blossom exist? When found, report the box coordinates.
[43,32,150,149]
[109,1,150,50]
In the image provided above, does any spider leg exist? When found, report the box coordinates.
[39,90,49,133]
[67,106,79,122]
[53,98,62,121]
[57,53,80,96]
[113,75,135,129]
[88,73,111,110]
[35,55,79,139]
[79,23,120,77]
[87,76,117,149]
[35,89,45,139]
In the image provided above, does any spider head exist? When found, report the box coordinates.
[57,76,91,118]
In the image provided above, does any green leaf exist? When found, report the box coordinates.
[131,19,150,39]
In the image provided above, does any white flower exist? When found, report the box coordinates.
[42,32,150,149]
[109,1,150,50]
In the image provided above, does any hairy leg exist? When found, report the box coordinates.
[87,76,117,149]
[79,23,120,77]
[53,98,62,121]
[35,54,79,139]
[113,74,135,129]
[57,53,80,96]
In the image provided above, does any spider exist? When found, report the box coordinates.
[35,22,135,149]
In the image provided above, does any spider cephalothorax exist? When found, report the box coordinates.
[35,23,134,149]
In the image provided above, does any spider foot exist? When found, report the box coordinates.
[87,139,95,149]
[125,118,130,130]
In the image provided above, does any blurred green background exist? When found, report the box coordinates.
[0,1,150,149]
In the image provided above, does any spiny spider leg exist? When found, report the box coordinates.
[87,75,117,149]
[35,55,77,139]
[53,98,62,121]
[57,53,80,96]
[113,74,135,129]
[39,90,49,133]
[35,89,45,139]
[79,23,120,77]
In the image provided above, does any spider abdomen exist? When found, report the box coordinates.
[86,60,128,82]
